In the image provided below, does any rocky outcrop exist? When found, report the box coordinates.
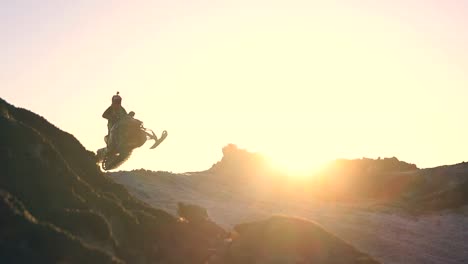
[212,216,379,264]
[207,144,276,181]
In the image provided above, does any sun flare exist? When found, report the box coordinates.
[266,152,327,178]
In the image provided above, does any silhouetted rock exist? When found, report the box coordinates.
[402,163,468,212]
[324,157,418,174]
[208,144,275,181]
[213,216,380,264]
[204,143,468,211]
[0,190,120,264]
[177,202,227,262]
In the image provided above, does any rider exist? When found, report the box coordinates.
[102,92,127,144]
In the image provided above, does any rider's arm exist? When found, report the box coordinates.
[121,106,128,115]
[102,106,112,119]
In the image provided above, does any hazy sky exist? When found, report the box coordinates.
[2,0,468,173]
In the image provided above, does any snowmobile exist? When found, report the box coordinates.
[96,112,167,170]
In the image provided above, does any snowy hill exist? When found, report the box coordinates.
[112,146,468,264]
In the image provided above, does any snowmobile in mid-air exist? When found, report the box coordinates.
[96,112,167,170]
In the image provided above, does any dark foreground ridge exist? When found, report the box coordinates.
[0,97,379,263]
[218,216,379,264]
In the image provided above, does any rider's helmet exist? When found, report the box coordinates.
[112,92,122,105]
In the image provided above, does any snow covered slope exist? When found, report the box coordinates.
[112,166,468,264]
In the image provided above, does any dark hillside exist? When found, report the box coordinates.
[0,98,225,263]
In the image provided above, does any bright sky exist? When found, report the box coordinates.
[2,0,468,173]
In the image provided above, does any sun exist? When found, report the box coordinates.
[265,152,326,178]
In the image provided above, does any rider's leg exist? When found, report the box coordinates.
[106,122,113,148]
